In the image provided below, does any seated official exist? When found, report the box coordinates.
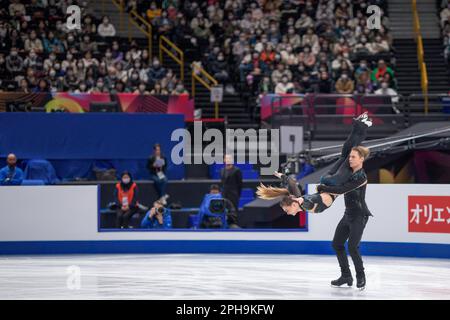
[141,200,172,229]
[0,153,24,186]
[114,171,140,229]
[196,184,239,229]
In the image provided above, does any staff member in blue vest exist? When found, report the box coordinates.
[0,153,24,185]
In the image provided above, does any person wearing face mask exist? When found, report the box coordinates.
[92,78,107,93]
[154,10,173,35]
[375,81,400,112]
[53,62,64,77]
[335,72,354,94]
[75,82,89,93]
[275,75,294,94]
[302,28,319,48]
[210,52,230,84]
[367,35,390,55]
[62,52,77,72]
[114,172,140,229]
[147,59,167,86]
[98,16,116,38]
[271,63,292,85]
[80,35,98,54]
[147,1,162,23]
[43,52,58,72]
[295,13,314,34]
[63,66,79,91]
[6,47,24,76]
[24,30,44,54]
[355,60,371,78]
[371,59,394,84]
[172,83,188,95]
[43,30,64,54]
[0,154,24,186]
[111,41,124,62]
[23,49,43,70]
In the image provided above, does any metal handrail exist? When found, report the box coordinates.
[191,63,219,119]
[111,0,124,35]
[159,36,184,82]
[412,0,429,113]
[128,10,152,61]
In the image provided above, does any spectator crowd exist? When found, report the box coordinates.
[126,0,396,100]
[0,0,402,99]
[0,0,187,95]
[440,0,450,68]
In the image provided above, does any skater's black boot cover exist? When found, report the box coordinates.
[331,274,353,287]
[356,273,366,290]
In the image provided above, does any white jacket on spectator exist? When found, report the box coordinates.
[441,7,450,27]
[275,81,294,94]
[375,87,399,104]
[98,23,116,37]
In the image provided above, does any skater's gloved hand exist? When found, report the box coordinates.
[316,184,325,193]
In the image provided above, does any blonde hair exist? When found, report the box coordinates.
[256,183,290,200]
[351,146,370,159]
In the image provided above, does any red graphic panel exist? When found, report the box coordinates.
[408,196,450,233]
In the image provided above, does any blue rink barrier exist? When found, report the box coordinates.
[0,240,449,259]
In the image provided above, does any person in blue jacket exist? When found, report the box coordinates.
[0,154,24,185]
[141,200,172,229]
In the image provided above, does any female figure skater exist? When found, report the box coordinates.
[256,112,372,215]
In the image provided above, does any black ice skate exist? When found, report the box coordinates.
[356,274,366,291]
[331,275,353,288]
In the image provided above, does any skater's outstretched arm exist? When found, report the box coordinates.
[275,172,302,197]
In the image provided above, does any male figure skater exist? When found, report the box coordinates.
[317,145,372,290]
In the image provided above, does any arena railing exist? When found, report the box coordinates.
[110,0,126,42]
[128,10,153,61]
[269,93,412,140]
[110,0,153,61]
[412,0,429,114]
[407,93,450,125]
[111,1,185,82]
[191,63,220,119]
[269,94,311,135]
[159,36,184,82]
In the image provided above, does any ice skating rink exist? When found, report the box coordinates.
[0,254,449,300]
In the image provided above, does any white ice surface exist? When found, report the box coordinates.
[0,254,449,300]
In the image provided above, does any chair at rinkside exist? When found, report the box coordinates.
[24,159,59,185]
